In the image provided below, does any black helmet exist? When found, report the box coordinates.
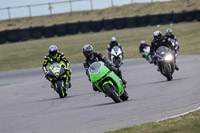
[82,44,94,58]
[153,30,162,41]
[48,45,58,58]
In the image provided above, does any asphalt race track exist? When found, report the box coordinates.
[0,55,200,133]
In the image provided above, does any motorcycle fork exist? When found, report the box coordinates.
[158,62,164,74]
[49,78,56,88]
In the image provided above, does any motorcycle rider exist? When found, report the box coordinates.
[83,44,127,91]
[42,45,72,88]
[150,30,179,71]
[107,37,123,60]
[165,28,179,56]
[139,40,152,62]
[165,28,177,41]
[139,40,150,53]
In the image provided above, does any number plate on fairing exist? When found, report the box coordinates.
[52,66,60,73]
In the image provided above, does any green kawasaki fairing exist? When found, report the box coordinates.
[89,61,124,97]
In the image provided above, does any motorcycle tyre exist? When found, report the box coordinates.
[104,84,121,103]
[56,80,66,98]
[164,64,173,81]
[114,59,120,68]
[120,90,129,101]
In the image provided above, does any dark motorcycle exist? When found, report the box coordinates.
[153,46,175,81]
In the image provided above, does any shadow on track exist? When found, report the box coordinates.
[73,98,135,110]
[128,75,199,88]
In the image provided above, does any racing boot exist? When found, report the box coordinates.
[175,64,179,71]
[121,78,127,88]
[64,80,69,88]
[118,73,127,88]
[64,84,68,89]
[65,69,72,88]
[116,68,127,87]
[68,78,71,88]
[63,76,71,89]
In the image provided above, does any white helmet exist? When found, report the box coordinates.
[111,37,117,42]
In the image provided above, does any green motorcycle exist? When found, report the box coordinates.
[89,61,128,103]
[47,62,68,98]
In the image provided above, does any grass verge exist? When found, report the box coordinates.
[0,21,200,71]
[105,110,200,133]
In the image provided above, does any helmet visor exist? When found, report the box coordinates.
[49,51,57,58]
[155,36,160,40]
[167,32,171,36]
[83,51,92,58]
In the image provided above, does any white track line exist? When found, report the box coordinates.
[157,106,200,122]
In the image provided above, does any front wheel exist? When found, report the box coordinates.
[56,80,67,98]
[120,90,129,101]
[114,59,120,68]
[163,64,173,81]
[104,84,121,103]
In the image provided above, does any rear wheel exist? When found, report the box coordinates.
[163,64,172,81]
[104,84,121,103]
[56,80,66,98]
[120,90,129,101]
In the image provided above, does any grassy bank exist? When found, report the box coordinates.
[106,110,200,133]
[0,0,200,30]
[0,21,200,71]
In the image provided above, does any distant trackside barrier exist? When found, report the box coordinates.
[0,10,199,44]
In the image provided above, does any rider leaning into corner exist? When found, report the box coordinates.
[150,30,179,71]
[82,44,127,91]
[107,37,123,60]
[42,45,72,88]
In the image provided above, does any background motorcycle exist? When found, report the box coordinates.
[153,46,175,81]
[46,62,69,98]
[141,46,152,63]
[109,46,123,68]
[89,61,128,103]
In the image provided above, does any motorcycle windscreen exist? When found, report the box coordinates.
[89,62,101,73]
[156,46,170,55]
[113,46,119,53]
[89,61,110,83]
